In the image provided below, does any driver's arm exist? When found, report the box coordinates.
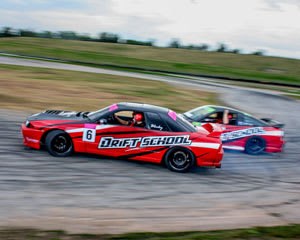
[114,113,130,125]
[223,110,229,124]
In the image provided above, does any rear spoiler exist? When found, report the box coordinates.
[201,123,223,138]
[261,118,284,129]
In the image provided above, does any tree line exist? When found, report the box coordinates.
[0,27,154,46]
[168,39,264,55]
[0,26,264,56]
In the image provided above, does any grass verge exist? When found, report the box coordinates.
[0,64,218,113]
[1,224,299,240]
[1,37,300,85]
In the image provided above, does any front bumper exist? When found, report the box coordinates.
[21,124,43,149]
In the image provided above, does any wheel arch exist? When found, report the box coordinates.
[40,128,69,145]
[44,129,74,157]
[162,146,196,166]
[245,135,266,155]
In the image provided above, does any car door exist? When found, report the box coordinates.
[84,110,153,157]
[84,123,153,156]
[213,111,246,146]
[220,113,266,150]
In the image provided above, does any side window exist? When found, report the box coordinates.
[238,115,262,126]
[108,111,146,128]
[202,111,223,123]
[146,112,169,131]
[107,110,133,125]
[227,112,238,125]
[165,118,184,132]
[204,111,238,125]
[114,111,133,120]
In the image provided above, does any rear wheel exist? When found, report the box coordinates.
[164,147,195,172]
[245,136,266,155]
[45,130,73,157]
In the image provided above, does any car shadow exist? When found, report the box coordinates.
[224,149,272,156]
[23,146,230,175]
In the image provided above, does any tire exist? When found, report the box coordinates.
[164,147,195,173]
[45,130,73,157]
[245,136,266,155]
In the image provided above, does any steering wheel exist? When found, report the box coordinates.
[107,114,115,123]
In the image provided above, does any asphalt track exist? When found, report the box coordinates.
[0,56,299,234]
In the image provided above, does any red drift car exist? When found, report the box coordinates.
[22,102,223,172]
[183,105,284,154]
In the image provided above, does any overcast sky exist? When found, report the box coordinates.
[1,0,300,59]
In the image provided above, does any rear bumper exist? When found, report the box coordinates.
[196,145,223,168]
[21,124,43,149]
[216,147,224,162]
[212,147,223,168]
[266,139,285,153]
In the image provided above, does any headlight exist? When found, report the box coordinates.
[26,120,32,128]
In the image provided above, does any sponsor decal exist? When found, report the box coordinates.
[140,135,191,147]
[168,110,177,121]
[205,106,215,113]
[192,122,202,127]
[99,137,141,148]
[150,124,163,131]
[109,104,118,112]
[84,123,97,129]
[82,126,96,142]
[98,135,191,149]
[221,127,265,141]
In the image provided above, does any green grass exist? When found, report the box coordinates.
[0,64,218,112]
[1,37,300,85]
[0,225,299,240]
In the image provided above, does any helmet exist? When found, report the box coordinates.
[134,113,143,122]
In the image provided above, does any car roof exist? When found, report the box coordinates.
[117,102,169,114]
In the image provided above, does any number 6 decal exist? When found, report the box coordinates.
[83,127,96,142]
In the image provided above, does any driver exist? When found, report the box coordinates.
[216,109,230,124]
[114,111,145,127]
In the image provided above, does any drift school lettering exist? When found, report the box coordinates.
[99,137,141,148]
[140,135,191,147]
[221,127,265,141]
[98,135,191,149]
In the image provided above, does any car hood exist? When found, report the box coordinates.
[27,110,89,122]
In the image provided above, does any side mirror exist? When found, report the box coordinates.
[99,119,107,124]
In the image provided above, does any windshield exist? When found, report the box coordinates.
[87,106,110,120]
[184,106,216,121]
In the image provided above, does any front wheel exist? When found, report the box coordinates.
[245,136,266,155]
[164,147,195,173]
[45,130,73,157]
